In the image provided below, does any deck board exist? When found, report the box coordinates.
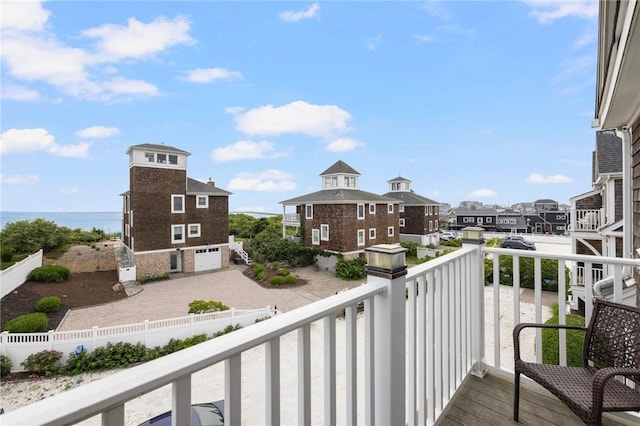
[435,373,634,426]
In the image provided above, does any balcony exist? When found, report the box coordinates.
[571,209,603,232]
[282,213,301,226]
[3,234,640,426]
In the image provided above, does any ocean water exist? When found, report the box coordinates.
[0,211,122,233]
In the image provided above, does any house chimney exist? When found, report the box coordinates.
[207,177,215,187]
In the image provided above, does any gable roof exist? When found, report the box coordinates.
[126,143,190,155]
[186,177,231,196]
[595,130,622,175]
[382,191,439,206]
[281,189,397,205]
[387,176,412,183]
[320,160,360,176]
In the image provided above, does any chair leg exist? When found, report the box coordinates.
[513,371,520,422]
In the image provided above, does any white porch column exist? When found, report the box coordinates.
[462,227,487,377]
[365,244,407,426]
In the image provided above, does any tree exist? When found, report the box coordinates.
[0,219,68,253]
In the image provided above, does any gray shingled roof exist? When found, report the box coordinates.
[454,208,498,215]
[126,143,191,155]
[595,130,622,174]
[186,177,231,196]
[281,189,397,205]
[387,176,411,183]
[320,160,360,176]
[382,191,438,206]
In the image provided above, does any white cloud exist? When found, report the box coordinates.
[526,173,573,184]
[225,106,246,114]
[228,170,296,192]
[1,84,40,101]
[0,128,91,158]
[469,188,496,198]
[0,1,51,32]
[421,1,451,21]
[573,31,595,50]
[75,126,120,138]
[234,101,352,138]
[0,174,39,185]
[81,16,195,61]
[326,138,363,152]
[523,0,598,24]
[211,140,287,162]
[279,3,320,23]
[101,77,159,98]
[555,55,593,82]
[59,187,79,194]
[182,68,243,83]
[367,34,382,51]
[415,34,434,43]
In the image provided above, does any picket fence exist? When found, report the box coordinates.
[0,307,276,372]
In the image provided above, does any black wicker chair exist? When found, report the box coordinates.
[513,299,640,426]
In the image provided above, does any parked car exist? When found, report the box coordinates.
[138,401,224,426]
[500,236,536,250]
[439,231,457,241]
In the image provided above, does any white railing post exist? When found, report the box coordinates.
[365,244,407,426]
[462,227,487,378]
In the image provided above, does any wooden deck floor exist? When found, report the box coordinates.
[435,372,635,426]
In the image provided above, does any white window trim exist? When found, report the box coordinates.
[369,228,376,240]
[399,204,405,213]
[387,226,394,237]
[357,203,365,220]
[312,229,320,245]
[320,224,329,241]
[399,218,405,227]
[305,205,313,220]
[357,229,365,246]
[196,195,209,209]
[172,224,185,244]
[369,204,376,214]
[388,203,394,213]
[172,194,185,213]
[188,223,201,238]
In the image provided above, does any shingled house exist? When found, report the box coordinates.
[280,160,400,257]
[121,143,231,278]
[382,176,440,246]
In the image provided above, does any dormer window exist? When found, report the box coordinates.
[145,152,155,162]
[169,154,178,165]
[157,153,167,164]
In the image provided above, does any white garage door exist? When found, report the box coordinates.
[194,247,221,272]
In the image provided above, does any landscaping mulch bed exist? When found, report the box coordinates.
[241,264,309,289]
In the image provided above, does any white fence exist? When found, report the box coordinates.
[0,307,275,372]
[0,250,43,298]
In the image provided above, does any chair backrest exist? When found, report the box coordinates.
[583,299,640,385]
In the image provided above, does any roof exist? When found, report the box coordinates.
[186,178,231,196]
[382,191,438,206]
[454,208,498,215]
[387,176,411,183]
[595,130,622,175]
[126,143,191,155]
[533,199,558,204]
[281,189,397,205]
[320,160,360,176]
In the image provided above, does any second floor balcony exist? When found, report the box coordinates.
[570,208,603,232]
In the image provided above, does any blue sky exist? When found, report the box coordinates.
[1,0,600,213]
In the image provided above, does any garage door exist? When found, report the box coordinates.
[194,247,221,272]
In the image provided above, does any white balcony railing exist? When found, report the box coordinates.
[3,236,640,425]
[571,208,602,232]
[283,213,301,223]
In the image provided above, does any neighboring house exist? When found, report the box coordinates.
[382,176,440,246]
[280,160,400,257]
[569,130,625,311]
[593,0,639,308]
[532,199,559,212]
[121,143,231,278]
[450,208,498,231]
[451,207,568,234]
[525,211,569,235]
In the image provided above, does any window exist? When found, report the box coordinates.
[357,229,365,246]
[486,217,492,223]
[392,182,400,191]
[125,223,130,237]
[188,223,201,237]
[369,228,376,239]
[510,219,516,224]
[387,226,394,237]
[305,204,313,219]
[557,225,566,230]
[312,229,320,245]
[477,218,483,224]
[388,203,394,213]
[168,155,178,165]
[324,177,332,189]
[429,220,433,231]
[321,224,329,241]
[196,195,208,208]
[145,152,155,162]
[172,195,185,213]
[130,210,133,228]
[172,225,185,243]
[369,204,376,214]
[399,218,405,227]
[157,153,167,164]
[345,176,357,188]
[435,206,439,215]
[556,215,566,220]
[435,220,439,229]
[357,203,365,219]
[463,217,469,223]
[399,204,405,213]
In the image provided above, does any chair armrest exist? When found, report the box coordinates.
[513,323,586,362]
[592,367,640,412]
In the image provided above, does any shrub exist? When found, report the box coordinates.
[0,355,12,376]
[542,307,585,367]
[1,246,15,262]
[27,265,71,283]
[4,313,49,332]
[188,300,230,314]
[335,256,366,280]
[400,241,420,258]
[63,342,151,374]
[138,272,170,284]
[276,268,290,276]
[440,238,462,247]
[284,274,297,284]
[255,270,267,281]
[270,276,285,286]
[35,296,62,313]
[21,350,62,376]
[213,324,242,337]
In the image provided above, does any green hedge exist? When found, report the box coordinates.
[335,256,366,280]
[35,296,62,313]
[542,306,585,367]
[0,355,12,376]
[27,265,71,283]
[4,313,49,333]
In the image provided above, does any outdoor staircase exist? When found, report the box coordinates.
[229,237,251,265]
